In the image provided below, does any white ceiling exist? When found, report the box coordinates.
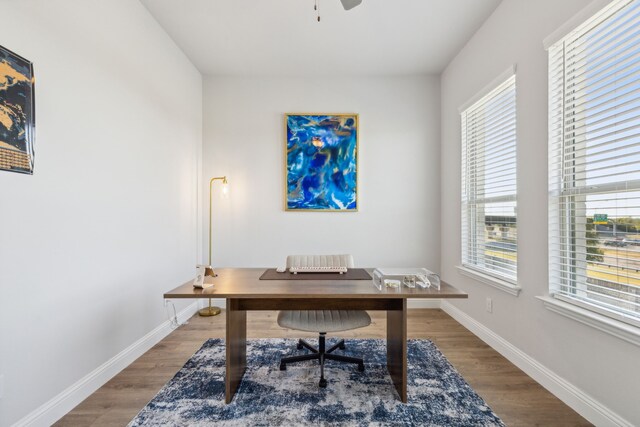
[140,0,501,76]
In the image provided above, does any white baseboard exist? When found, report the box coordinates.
[407,299,441,309]
[14,297,629,426]
[13,302,199,427]
[440,301,633,427]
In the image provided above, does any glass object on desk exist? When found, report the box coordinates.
[416,271,440,290]
[374,267,421,288]
[403,275,416,288]
[372,276,402,291]
[384,279,401,290]
[373,267,441,291]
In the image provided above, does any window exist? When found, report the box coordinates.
[461,74,517,284]
[549,0,640,327]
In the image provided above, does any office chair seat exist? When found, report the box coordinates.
[277,308,371,388]
[277,255,371,388]
[277,310,371,333]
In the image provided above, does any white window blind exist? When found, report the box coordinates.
[461,74,517,283]
[549,0,640,327]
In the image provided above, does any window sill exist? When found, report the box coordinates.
[456,265,521,296]
[537,295,640,347]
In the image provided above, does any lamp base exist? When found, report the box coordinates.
[200,269,219,316]
[198,306,222,317]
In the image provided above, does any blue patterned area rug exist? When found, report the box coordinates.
[129,338,504,426]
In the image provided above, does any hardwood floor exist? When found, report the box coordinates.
[56,309,591,426]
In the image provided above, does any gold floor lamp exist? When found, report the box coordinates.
[199,176,228,317]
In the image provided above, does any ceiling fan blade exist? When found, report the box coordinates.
[340,0,362,11]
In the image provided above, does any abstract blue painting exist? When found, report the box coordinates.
[286,114,358,211]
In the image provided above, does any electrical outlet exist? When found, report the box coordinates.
[485,297,493,313]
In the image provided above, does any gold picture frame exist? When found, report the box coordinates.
[284,113,359,212]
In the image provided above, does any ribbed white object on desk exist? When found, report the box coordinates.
[286,254,353,274]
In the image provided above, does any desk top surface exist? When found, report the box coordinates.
[164,268,467,299]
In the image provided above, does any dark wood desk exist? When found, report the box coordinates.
[164,268,467,404]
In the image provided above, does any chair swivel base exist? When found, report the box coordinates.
[279,333,365,388]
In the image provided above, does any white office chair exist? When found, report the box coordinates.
[277,255,371,388]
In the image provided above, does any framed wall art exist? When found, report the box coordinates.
[285,113,358,211]
[0,45,35,174]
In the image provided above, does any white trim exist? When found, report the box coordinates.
[537,296,640,347]
[11,295,634,426]
[543,0,620,49]
[554,294,640,329]
[441,301,634,427]
[407,299,441,309]
[12,302,199,427]
[458,65,516,113]
[456,265,521,296]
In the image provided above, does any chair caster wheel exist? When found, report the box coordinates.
[319,378,327,388]
[358,363,365,372]
[339,342,346,350]
[280,363,286,371]
[297,342,304,350]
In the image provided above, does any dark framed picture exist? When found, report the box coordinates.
[0,45,35,174]
[285,113,358,211]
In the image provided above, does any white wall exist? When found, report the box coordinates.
[0,1,202,425]
[440,0,640,425]
[203,76,440,270]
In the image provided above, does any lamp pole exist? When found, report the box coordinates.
[199,176,228,317]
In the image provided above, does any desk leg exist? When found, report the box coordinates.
[386,299,407,403]
[225,298,246,404]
